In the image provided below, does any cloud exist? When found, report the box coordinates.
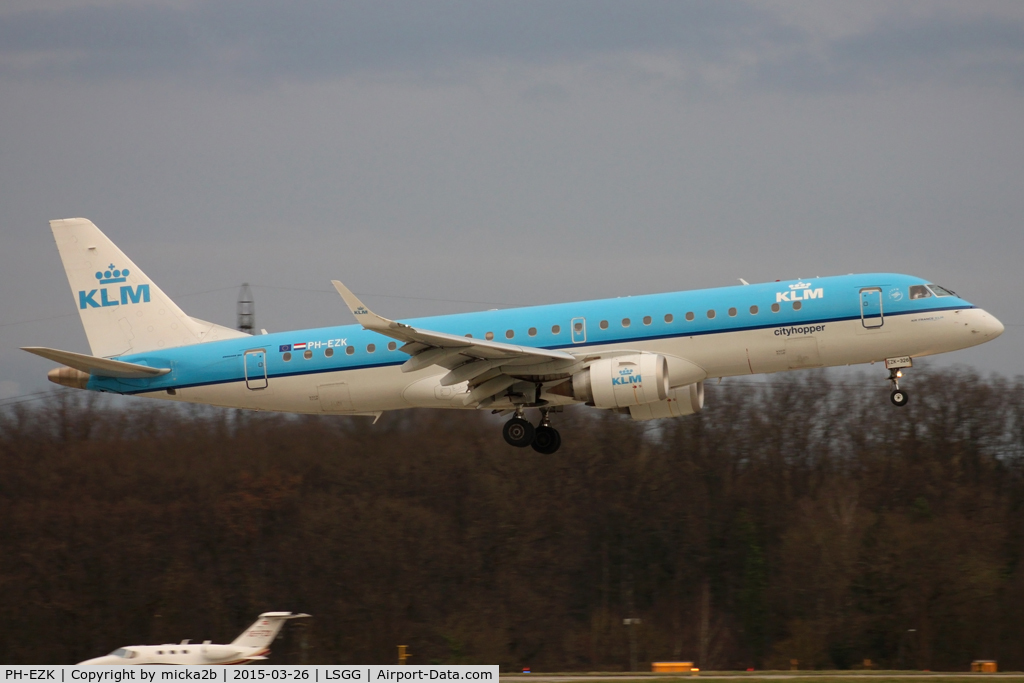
[0,1,768,81]
[2,1,1023,92]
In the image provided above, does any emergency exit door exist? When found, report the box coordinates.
[860,287,884,329]
[244,349,268,389]
[571,317,587,343]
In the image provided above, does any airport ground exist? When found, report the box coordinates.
[500,676,1024,682]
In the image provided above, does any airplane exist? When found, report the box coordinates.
[25,218,1004,454]
[77,611,310,665]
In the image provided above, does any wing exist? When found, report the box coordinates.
[332,281,580,405]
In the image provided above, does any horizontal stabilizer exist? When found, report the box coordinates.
[21,346,170,378]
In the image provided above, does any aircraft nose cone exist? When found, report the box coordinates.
[981,311,1005,339]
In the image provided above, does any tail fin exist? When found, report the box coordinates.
[230,612,310,649]
[50,218,247,358]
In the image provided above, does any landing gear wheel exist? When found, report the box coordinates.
[531,426,562,454]
[503,417,535,448]
[890,389,909,407]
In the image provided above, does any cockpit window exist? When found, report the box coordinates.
[927,284,956,297]
[909,285,932,300]
[110,648,129,658]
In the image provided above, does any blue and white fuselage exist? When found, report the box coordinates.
[26,219,1004,451]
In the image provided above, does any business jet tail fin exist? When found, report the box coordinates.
[49,218,248,359]
[230,612,310,649]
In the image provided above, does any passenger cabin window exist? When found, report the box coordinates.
[346,346,354,355]
[621,318,631,327]
[909,285,932,299]
[552,325,561,334]
[528,327,537,336]
[325,347,334,357]
[282,352,292,361]
[771,303,780,313]
[750,305,758,315]
[643,316,652,325]
[388,342,397,350]
[505,330,514,339]
[707,310,716,319]
[928,284,956,297]
[685,312,695,321]
[366,344,375,353]
[728,307,737,317]
[574,322,583,332]
[485,332,494,340]
[600,320,609,329]
[664,314,674,323]
[792,301,802,310]
[303,350,312,360]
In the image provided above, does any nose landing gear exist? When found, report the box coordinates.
[501,408,562,453]
[889,368,909,407]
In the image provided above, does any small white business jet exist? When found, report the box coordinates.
[25,219,1003,454]
[78,611,310,665]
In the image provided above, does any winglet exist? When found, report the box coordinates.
[331,280,408,333]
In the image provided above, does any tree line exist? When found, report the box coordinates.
[1,367,1023,669]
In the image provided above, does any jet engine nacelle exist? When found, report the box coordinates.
[627,381,704,421]
[572,353,669,409]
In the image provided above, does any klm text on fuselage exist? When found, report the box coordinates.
[776,285,823,303]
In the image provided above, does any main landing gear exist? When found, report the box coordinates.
[888,368,909,407]
[502,408,562,454]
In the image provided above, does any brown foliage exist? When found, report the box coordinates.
[1,368,1023,669]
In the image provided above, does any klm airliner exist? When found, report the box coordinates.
[25,219,1004,454]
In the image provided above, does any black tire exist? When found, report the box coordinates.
[890,389,909,407]
[531,426,562,454]
[503,417,535,447]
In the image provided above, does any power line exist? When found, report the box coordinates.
[246,284,520,307]
[0,286,520,330]
[0,391,54,408]
[0,313,75,328]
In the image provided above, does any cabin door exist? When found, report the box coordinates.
[860,287,884,329]
[244,349,268,389]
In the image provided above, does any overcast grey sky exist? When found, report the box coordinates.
[2,0,1022,402]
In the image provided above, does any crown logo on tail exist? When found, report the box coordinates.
[95,264,130,285]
